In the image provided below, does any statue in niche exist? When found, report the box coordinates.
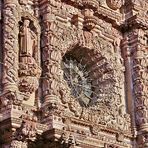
[18,18,41,105]
[19,18,37,61]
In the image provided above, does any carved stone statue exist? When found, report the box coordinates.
[18,18,41,105]
[19,19,37,59]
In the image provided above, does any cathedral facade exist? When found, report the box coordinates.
[0,0,148,147]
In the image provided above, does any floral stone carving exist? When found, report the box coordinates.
[82,0,99,10]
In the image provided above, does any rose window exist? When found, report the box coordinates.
[61,49,115,108]
[61,56,93,107]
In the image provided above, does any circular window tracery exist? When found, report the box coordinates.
[62,56,92,107]
[61,49,115,108]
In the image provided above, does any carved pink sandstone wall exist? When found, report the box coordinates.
[0,0,147,148]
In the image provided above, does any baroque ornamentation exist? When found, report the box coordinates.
[18,18,41,99]
[19,0,34,15]
[90,124,101,135]
[41,21,63,106]
[10,140,28,148]
[82,0,99,10]
[59,131,79,147]
[2,0,148,147]
[106,0,122,10]
[14,112,38,142]
[0,90,29,106]
[2,2,20,92]
[137,133,148,147]
[46,24,131,132]
[133,46,148,129]
[82,7,97,30]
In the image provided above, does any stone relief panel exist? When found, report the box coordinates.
[0,1,21,106]
[133,29,148,132]
[19,0,34,15]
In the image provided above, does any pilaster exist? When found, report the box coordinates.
[40,3,61,107]
[132,29,148,147]
[2,0,19,94]
[122,1,148,147]
[121,30,137,134]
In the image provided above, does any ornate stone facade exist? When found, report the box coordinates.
[0,0,147,147]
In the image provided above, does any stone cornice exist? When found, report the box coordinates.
[122,0,148,30]
[39,0,123,29]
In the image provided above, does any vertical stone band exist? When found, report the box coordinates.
[2,0,19,92]
[133,46,148,130]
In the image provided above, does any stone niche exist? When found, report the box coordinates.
[18,17,41,106]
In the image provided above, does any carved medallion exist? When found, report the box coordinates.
[106,0,122,10]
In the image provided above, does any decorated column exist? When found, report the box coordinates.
[122,31,138,147]
[41,4,61,108]
[1,0,20,104]
[133,29,148,147]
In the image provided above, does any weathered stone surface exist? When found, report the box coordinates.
[0,0,148,147]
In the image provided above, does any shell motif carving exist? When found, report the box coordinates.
[106,0,122,10]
